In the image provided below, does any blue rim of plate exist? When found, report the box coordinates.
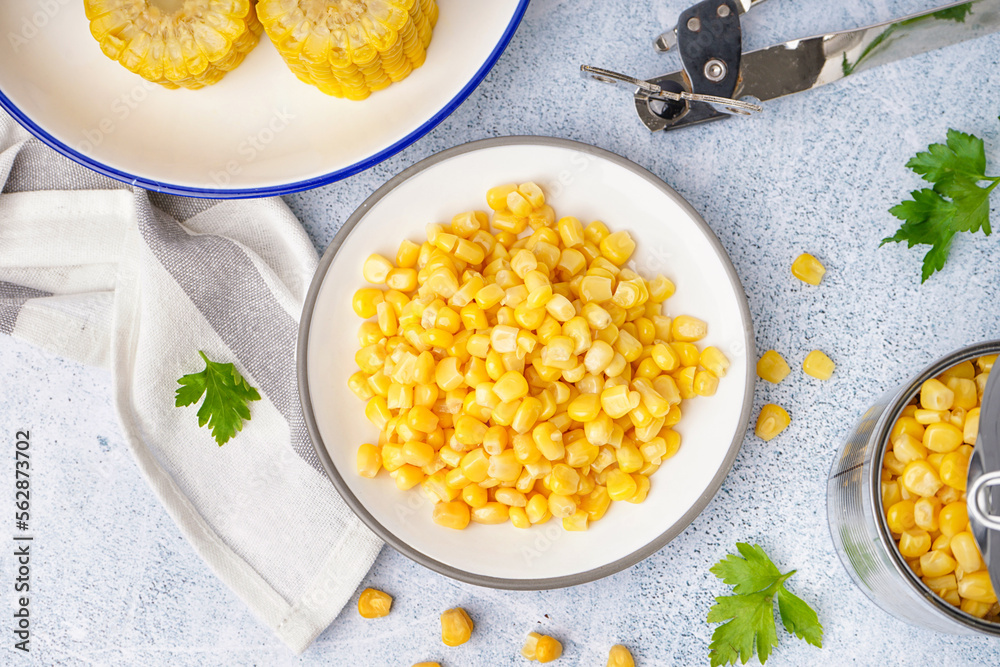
[0,1,529,200]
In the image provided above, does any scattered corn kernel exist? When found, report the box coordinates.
[440,608,474,646]
[802,350,835,380]
[756,350,791,384]
[607,644,636,667]
[755,404,790,441]
[791,253,826,285]
[522,632,564,663]
[357,588,392,619]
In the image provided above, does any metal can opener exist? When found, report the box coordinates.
[583,0,1000,132]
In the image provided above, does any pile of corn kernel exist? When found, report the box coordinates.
[348,181,729,531]
[881,355,999,620]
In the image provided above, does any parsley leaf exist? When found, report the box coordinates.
[710,543,783,595]
[883,126,999,282]
[776,587,823,648]
[175,351,261,446]
[707,543,823,666]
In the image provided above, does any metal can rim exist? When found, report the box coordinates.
[869,339,1000,635]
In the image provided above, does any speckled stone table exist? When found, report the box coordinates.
[4,0,1000,665]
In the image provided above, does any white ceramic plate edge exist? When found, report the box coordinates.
[297,136,756,590]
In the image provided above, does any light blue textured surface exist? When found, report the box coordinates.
[4,0,1000,664]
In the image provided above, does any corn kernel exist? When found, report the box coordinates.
[756,350,791,384]
[600,231,636,265]
[791,253,826,285]
[567,393,602,422]
[694,371,719,397]
[357,443,383,479]
[939,450,969,490]
[366,396,392,430]
[608,644,636,667]
[526,493,551,524]
[486,183,517,211]
[887,500,917,533]
[921,378,955,411]
[945,377,978,410]
[545,294,576,322]
[357,588,392,618]
[939,502,968,537]
[755,404,790,441]
[913,496,941,532]
[671,315,707,342]
[362,254,394,285]
[923,422,963,453]
[547,493,577,518]
[549,463,581,496]
[892,434,926,465]
[402,441,435,468]
[488,449,523,483]
[601,385,638,419]
[522,633,563,663]
[394,464,424,490]
[495,487,527,507]
[901,460,943,497]
[353,287,385,319]
[349,371,376,401]
[533,423,565,461]
[606,468,638,501]
[950,531,985,573]
[395,239,421,268]
[898,529,932,558]
[958,571,998,604]
[471,502,509,524]
[803,350,835,380]
[920,549,957,578]
[699,346,730,377]
[440,608,474,646]
[484,371,524,405]
[386,268,418,292]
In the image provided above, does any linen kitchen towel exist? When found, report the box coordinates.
[0,111,382,653]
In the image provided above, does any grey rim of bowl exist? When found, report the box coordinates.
[297,136,757,590]
[868,339,1000,635]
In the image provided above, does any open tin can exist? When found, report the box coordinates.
[828,340,1000,635]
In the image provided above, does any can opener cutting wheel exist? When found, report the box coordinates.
[583,0,1000,132]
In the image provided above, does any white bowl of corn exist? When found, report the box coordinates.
[298,137,756,588]
[0,0,527,196]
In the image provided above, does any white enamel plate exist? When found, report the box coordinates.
[299,137,755,588]
[0,1,528,197]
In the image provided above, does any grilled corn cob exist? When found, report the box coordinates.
[257,0,438,100]
[84,0,263,89]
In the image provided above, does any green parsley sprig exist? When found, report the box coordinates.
[883,126,998,282]
[175,351,261,446]
[707,543,823,666]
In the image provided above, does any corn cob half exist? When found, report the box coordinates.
[257,0,438,100]
[84,0,263,90]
